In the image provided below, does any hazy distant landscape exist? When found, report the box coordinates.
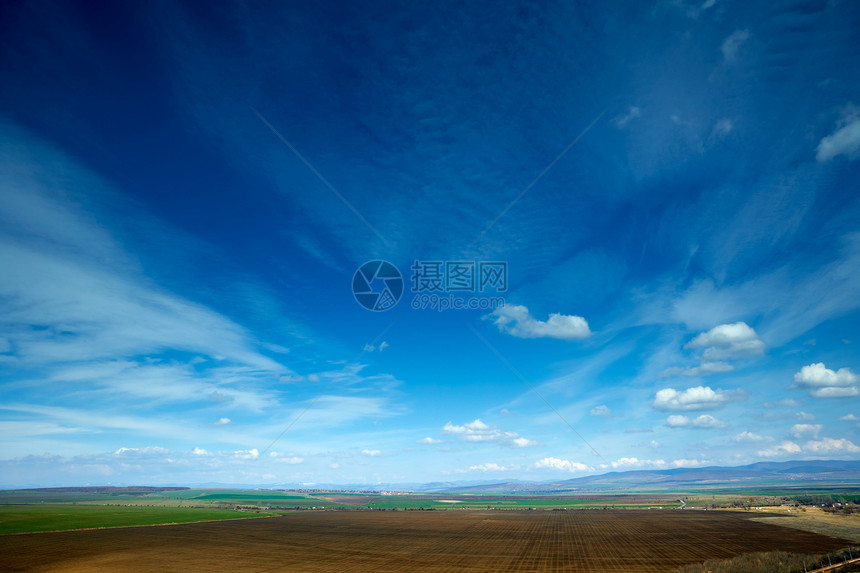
[3,461,860,571]
[8,460,860,571]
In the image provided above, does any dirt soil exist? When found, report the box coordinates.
[0,510,853,572]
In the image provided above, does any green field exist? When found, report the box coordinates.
[0,504,269,534]
[2,485,859,535]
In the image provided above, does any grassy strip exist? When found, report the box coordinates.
[0,504,270,534]
[666,548,860,573]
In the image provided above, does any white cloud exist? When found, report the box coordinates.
[817,116,860,162]
[758,441,802,457]
[228,448,259,460]
[666,414,726,428]
[670,458,710,468]
[721,29,750,61]
[269,452,304,464]
[590,405,611,417]
[653,386,733,411]
[733,431,772,443]
[685,323,765,360]
[764,399,801,408]
[417,437,442,444]
[215,417,231,425]
[191,447,211,456]
[535,457,592,472]
[790,424,823,439]
[486,305,590,341]
[360,449,381,457]
[797,411,816,421]
[672,0,718,19]
[794,363,859,398]
[839,414,860,421]
[606,457,667,469]
[467,463,513,472]
[113,446,169,456]
[660,362,734,377]
[613,106,641,128]
[442,419,537,448]
[711,118,734,137]
[805,437,860,454]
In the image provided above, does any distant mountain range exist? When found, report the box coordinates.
[172,460,860,493]
[9,460,858,493]
[417,460,860,493]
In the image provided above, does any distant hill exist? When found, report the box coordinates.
[5,460,858,493]
[426,460,860,493]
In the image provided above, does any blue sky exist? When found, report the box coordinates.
[1,0,859,488]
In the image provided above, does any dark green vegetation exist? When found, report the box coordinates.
[666,547,860,573]
[0,504,266,534]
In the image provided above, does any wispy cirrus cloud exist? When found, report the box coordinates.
[817,113,860,162]
[721,29,750,61]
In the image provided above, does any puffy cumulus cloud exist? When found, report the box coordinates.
[442,419,537,448]
[535,457,593,472]
[794,363,859,398]
[804,437,860,454]
[840,414,860,421]
[666,414,726,429]
[214,417,231,425]
[228,448,259,460]
[670,459,711,468]
[465,463,514,472]
[758,441,802,457]
[660,362,734,377]
[416,437,442,444]
[590,405,611,417]
[113,446,169,456]
[732,431,772,443]
[817,115,860,162]
[653,386,734,411]
[797,411,816,421]
[486,305,590,341]
[191,447,211,456]
[685,323,765,360]
[360,449,381,457]
[721,29,750,61]
[605,457,666,469]
[790,424,823,439]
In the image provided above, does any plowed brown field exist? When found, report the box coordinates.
[0,510,852,572]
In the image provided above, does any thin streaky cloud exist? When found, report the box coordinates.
[258,321,396,457]
[251,107,392,248]
[466,322,608,465]
[468,110,606,248]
